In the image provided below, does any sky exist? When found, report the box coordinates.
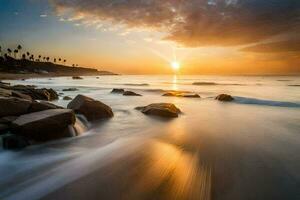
[0,0,299,75]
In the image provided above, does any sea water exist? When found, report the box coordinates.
[0,75,299,200]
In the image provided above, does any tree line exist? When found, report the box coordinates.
[0,44,79,67]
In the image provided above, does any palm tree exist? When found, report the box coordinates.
[46,57,50,62]
[43,57,46,62]
[17,45,22,58]
[22,54,26,60]
[26,52,30,57]
[13,49,18,59]
[30,55,34,61]
[54,58,56,63]
[63,59,66,65]
[7,48,12,57]
[38,55,41,61]
[58,58,61,64]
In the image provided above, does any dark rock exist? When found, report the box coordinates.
[0,88,12,97]
[182,93,200,98]
[28,101,62,113]
[72,76,83,80]
[11,91,33,101]
[11,86,58,101]
[0,124,9,135]
[136,103,181,118]
[0,97,32,117]
[2,135,29,149]
[62,88,78,92]
[63,96,73,100]
[123,91,142,96]
[67,95,113,121]
[0,116,18,124]
[215,94,234,102]
[11,109,76,142]
[111,88,125,93]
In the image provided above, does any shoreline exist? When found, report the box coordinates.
[0,72,118,80]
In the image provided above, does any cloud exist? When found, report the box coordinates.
[241,40,300,53]
[50,0,300,47]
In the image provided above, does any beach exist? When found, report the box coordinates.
[0,75,299,200]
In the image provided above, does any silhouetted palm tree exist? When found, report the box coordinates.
[26,52,30,57]
[13,49,18,59]
[63,59,66,65]
[7,48,12,57]
[46,57,50,62]
[58,58,61,64]
[17,45,22,58]
[22,54,26,60]
[54,58,56,63]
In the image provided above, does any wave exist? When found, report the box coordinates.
[193,82,246,86]
[288,84,300,87]
[123,83,149,86]
[233,96,300,108]
[277,79,292,82]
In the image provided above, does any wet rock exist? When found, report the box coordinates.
[2,135,29,149]
[28,101,62,113]
[11,91,32,101]
[136,103,181,118]
[0,97,32,117]
[0,88,12,97]
[111,88,125,94]
[62,88,78,92]
[123,91,142,96]
[72,76,83,80]
[11,109,76,142]
[12,86,59,101]
[67,95,113,121]
[63,96,73,100]
[215,94,234,102]
[0,116,18,124]
[0,124,9,135]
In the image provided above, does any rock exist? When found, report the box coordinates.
[111,88,125,94]
[12,86,59,101]
[96,77,100,79]
[136,103,181,118]
[162,92,200,98]
[11,109,76,142]
[0,88,12,97]
[11,91,32,101]
[72,76,83,80]
[215,94,234,102]
[0,124,9,135]
[2,135,29,149]
[123,91,142,96]
[0,116,18,124]
[62,88,78,92]
[0,97,32,117]
[28,101,62,113]
[182,93,200,98]
[63,96,73,100]
[67,95,113,121]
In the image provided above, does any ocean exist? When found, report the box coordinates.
[0,75,300,200]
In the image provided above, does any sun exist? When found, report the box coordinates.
[171,61,180,71]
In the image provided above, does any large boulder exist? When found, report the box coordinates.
[123,91,142,96]
[215,94,234,102]
[67,95,113,121]
[136,103,181,118]
[28,101,62,113]
[0,97,32,117]
[11,91,32,101]
[11,109,76,142]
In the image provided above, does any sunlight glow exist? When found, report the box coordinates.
[171,61,180,71]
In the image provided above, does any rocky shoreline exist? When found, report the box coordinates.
[0,80,234,150]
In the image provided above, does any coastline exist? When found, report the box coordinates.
[0,71,118,80]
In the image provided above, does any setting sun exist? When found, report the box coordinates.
[171,61,180,71]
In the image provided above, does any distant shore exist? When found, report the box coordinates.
[0,71,118,80]
[0,55,118,80]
